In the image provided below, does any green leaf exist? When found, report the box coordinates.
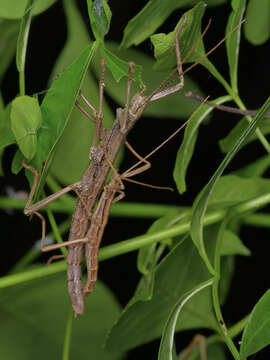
[48,0,115,185]
[151,3,207,71]
[0,0,57,19]
[120,0,198,48]
[11,149,24,174]
[151,4,229,92]
[158,279,213,360]
[240,289,270,359]
[106,237,218,353]
[87,0,112,41]
[208,175,270,209]
[0,19,20,83]
[219,116,270,153]
[0,103,16,150]
[173,95,231,194]
[27,43,97,196]
[190,96,270,274]
[137,210,188,275]
[16,0,34,74]
[244,0,270,45]
[98,45,142,84]
[225,0,246,92]
[0,273,123,359]
[234,155,270,178]
[219,229,250,256]
[10,95,42,160]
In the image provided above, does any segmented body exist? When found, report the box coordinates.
[67,93,147,315]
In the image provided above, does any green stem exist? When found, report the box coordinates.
[19,71,25,96]
[243,213,270,227]
[62,307,73,360]
[46,207,66,255]
[212,217,240,360]
[0,195,185,218]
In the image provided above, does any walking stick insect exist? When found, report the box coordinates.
[22,15,242,316]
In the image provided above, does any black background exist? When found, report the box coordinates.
[1,0,270,358]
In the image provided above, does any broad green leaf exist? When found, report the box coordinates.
[120,0,198,48]
[240,289,270,359]
[219,229,250,256]
[151,4,230,93]
[219,116,270,153]
[0,273,123,359]
[11,149,24,174]
[98,45,142,84]
[173,95,231,194]
[92,42,204,119]
[244,0,270,45]
[27,43,96,196]
[0,103,16,150]
[190,96,270,274]
[225,0,246,92]
[106,237,218,353]
[0,0,57,19]
[0,19,20,83]
[16,0,34,75]
[205,222,250,257]
[208,175,270,209]
[234,155,270,178]
[49,0,115,185]
[10,95,42,160]
[87,0,112,41]
[158,279,213,360]
[151,3,206,71]
[137,210,188,275]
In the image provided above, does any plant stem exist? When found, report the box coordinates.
[62,307,73,360]
[19,71,25,96]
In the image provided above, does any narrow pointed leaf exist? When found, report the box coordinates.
[219,116,270,153]
[240,289,270,359]
[158,279,213,360]
[190,96,270,273]
[16,0,34,74]
[225,0,246,92]
[120,0,197,48]
[174,95,231,194]
[26,43,96,198]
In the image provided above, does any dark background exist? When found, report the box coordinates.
[1,0,270,358]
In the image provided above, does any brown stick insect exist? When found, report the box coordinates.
[22,15,241,316]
